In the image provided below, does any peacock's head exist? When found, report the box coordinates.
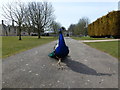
[59,27,66,33]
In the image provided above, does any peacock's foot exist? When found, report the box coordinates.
[56,58,65,70]
[58,65,65,70]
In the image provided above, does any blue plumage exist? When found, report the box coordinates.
[48,27,69,69]
[49,27,69,60]
[55,30,69,58]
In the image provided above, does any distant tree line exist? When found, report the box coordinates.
[2,1,61,40]
[51,21,61,35]
[68,17,90,36]
[88,11,120,38]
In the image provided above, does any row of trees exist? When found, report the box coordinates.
[3,1,61,40]
[68,17,90,36]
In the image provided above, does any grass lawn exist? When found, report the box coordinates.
[2,36,57,58]
[84,41,119,60]
[71,36,112,40]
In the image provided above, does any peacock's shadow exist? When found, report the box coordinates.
[63,57,113,76]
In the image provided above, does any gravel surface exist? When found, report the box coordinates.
[2,37,118,88]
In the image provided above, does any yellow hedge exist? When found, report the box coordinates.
[88,11,120,37]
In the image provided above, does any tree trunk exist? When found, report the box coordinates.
[28,28,31,36]
[37,25,41,39]
[38,34,40,39]
[18,26,22,40]
[19,34,22,40]
[5,30,8,36]
[38,30,41,39]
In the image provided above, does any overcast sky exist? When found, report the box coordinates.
[0,0,119,29]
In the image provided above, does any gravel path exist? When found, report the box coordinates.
[2,37,118,88]
[79,39,119,42]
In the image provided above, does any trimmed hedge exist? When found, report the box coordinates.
[88,11,120,38]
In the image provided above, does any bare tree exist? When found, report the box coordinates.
[28,2,54,39]
[23,6,34,35]
[51,21,61,34]
[3,1,55,38]
[2,2,26,40]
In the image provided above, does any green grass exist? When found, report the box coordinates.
[72,36,112,40]
[84,41,119,60]
[2,36,57,58]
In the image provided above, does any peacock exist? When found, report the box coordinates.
[48,27,69,69]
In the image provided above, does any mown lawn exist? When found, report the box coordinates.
[72,36,112,40]
[84,41,119,60]
[2,36,57,58]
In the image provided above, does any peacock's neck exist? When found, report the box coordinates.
[59,33,66,47]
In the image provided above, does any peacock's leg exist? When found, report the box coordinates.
[57,58,61,66]
[57,58,65,70]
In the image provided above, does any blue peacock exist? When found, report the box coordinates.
[48,27,69,68]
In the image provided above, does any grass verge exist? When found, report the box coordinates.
[84,41,119,60]
[2,36,57,58]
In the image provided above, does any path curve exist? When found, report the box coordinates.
[80,39,119,42]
